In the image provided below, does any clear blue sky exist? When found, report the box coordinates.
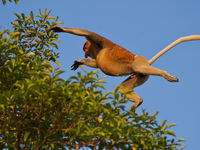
[1,1,200,149]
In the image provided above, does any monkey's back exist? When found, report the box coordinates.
[109,45,135,63]
[96,45,136,76]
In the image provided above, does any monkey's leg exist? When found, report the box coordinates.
[132,56,178,82]
[71,59,98,70]
[120,74,149,112]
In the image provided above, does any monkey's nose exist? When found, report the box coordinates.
[84,49,89,58]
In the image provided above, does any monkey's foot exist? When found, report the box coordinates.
[166,75,179,82]
[163,72,179,82]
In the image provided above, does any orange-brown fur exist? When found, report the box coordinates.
[108,45,135,63]
[83,41,136,76]
[83,41,135,63]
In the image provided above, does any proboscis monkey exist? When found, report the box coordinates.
[49,26,200,112]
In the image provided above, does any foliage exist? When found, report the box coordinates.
[0,9,185,150]
[2,0,19,5]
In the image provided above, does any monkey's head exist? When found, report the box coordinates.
[83,41,91,58]
[83,41,101,59]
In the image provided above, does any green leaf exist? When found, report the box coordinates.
[50,144,54,149]
[44,8,47,16]
[100,99,107,104]
[55,61,61,66]
[47,10,52,16]
[56,21,63,25]
[47,16,54,20]
[21,13,25,20]
[168,123,176,128]
[14,13,21,19]
[97,79,105,83]
[24,131,30,142]
[98,131,105,136]
[152,111,158,118]
[30,11,34,20]
[2,0,6,5]
[12,22,19,28]
[167,131,176,137]
[14,0,19,4]
[161,120,167,128]
[181,145,186,149]
[162,125,167,131]
[12,31,20,36]
[0,104,5,111]
[28,52,35,57]
[178,138,185,142]
[37,14,43,19]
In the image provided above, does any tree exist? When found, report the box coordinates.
[1,0,19,5]
[0,8,185,149]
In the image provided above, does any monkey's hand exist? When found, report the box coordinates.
[48,26,64,32]
[71,60,83,70]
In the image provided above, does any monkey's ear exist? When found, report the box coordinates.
[48,26,64,32]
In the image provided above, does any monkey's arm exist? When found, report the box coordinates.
[49,26,115,48]
[49,26,91,36]
[71,59,98,70]
[149,35,200,65]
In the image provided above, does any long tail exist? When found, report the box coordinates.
[148,35,200,65]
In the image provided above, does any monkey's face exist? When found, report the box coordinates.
[83,41,91,58]
[83,41,101,59]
